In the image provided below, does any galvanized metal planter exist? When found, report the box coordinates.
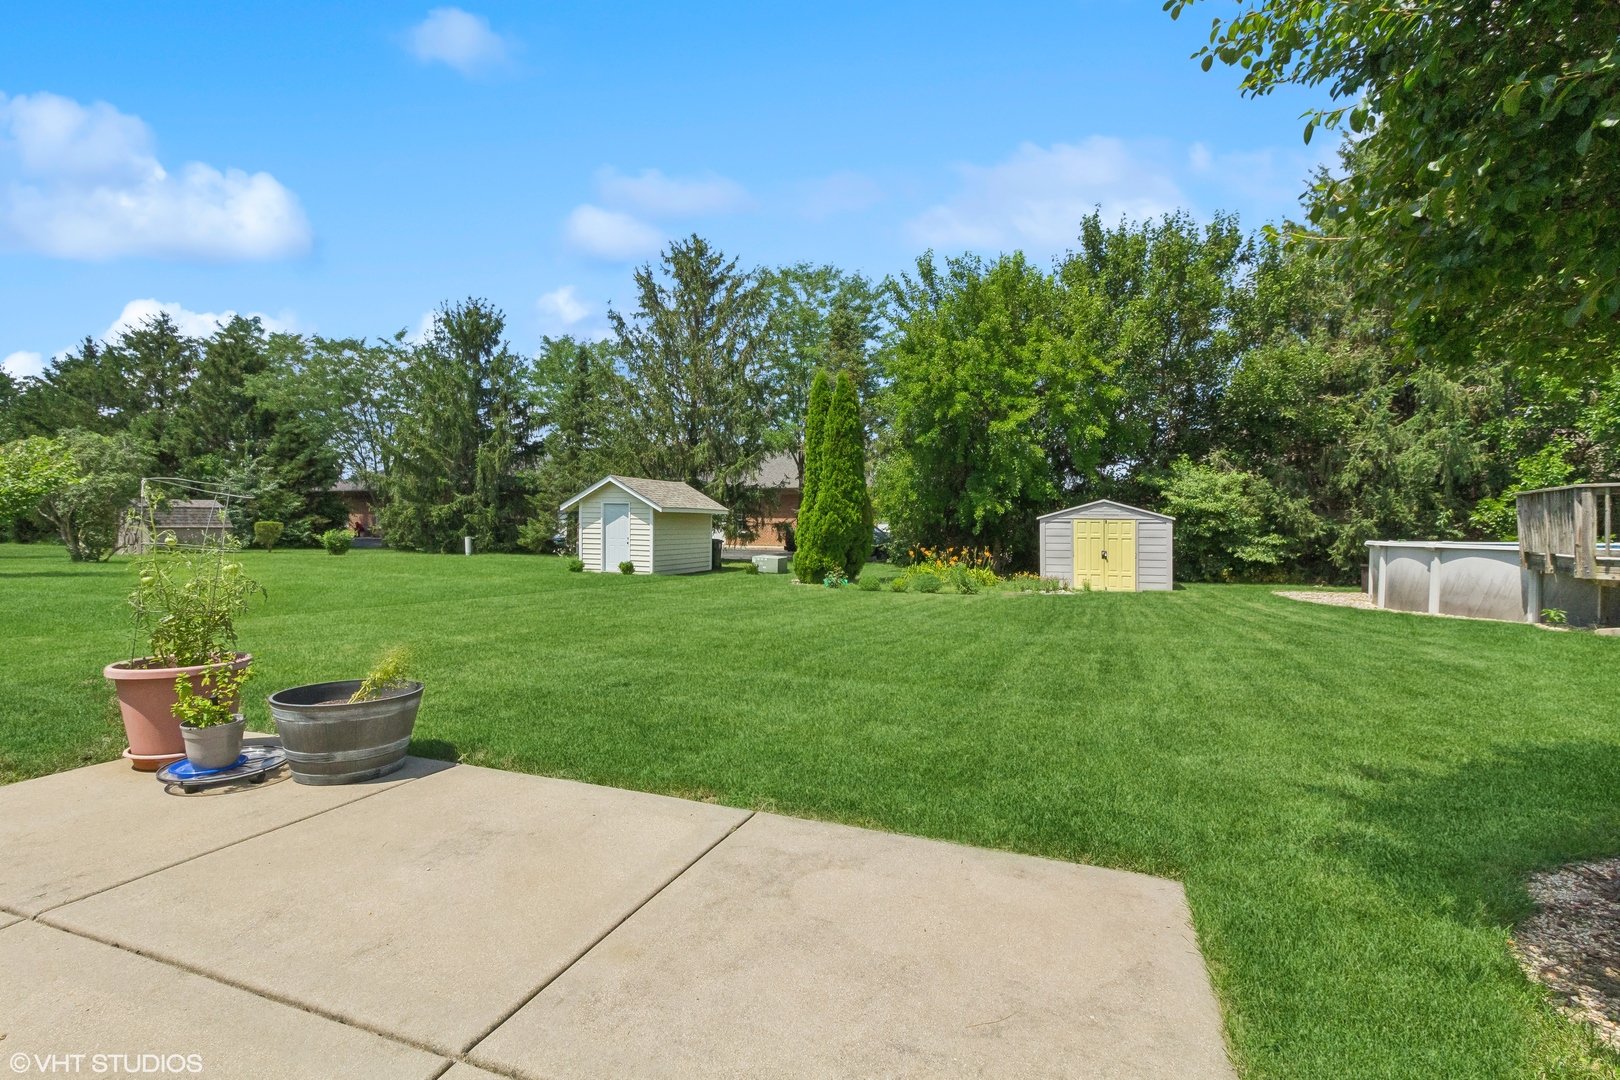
[267,680,423,785]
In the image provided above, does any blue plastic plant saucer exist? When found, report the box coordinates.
[157,744,287,793]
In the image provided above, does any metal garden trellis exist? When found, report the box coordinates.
[125,477,250,665]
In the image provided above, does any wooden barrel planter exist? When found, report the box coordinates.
[267,680,423,785]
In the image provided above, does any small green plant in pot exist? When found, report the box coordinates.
[173,664,254,770]
[105,502,265,771]
[350,647,412,702]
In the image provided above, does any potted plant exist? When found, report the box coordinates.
[173,664,253,770]
[268,648,424,785]
[104,525,264,771]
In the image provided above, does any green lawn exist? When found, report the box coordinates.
[3,542,1618,1078]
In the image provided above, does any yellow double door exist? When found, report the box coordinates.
[1073,519,1136,591]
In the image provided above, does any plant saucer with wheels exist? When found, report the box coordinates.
[157,743,288,794]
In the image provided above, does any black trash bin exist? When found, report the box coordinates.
[712,537,722,571]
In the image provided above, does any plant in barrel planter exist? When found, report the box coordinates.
[104,489,264,770]
[268,647,424,785]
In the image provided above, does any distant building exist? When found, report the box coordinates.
[117,500,231,553]
[327,481,378,537]
[738,452,801,551]
[561,476,728,574]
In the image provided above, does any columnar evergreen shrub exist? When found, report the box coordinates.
[792,370,834,584]
[813,371,872,580]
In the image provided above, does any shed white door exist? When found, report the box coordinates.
[603,502,631,570]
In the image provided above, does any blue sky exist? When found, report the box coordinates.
[0,1,1336,375]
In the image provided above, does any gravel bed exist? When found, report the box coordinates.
[1513,859,1620,1051]
[1273,590,1375,609]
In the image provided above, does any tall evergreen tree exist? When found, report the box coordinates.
[816,370,872,579]
[610,235,774,537]
[793,369,833,583]
[527,336,627,552]
[378,299,535,553]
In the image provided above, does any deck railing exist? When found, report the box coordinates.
[1516,483,1620,581]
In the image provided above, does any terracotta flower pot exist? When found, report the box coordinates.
[103,653,253,771]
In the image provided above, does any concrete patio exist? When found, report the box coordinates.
[0,745,1235,1079]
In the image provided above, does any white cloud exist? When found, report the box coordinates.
[2,350,43,379]
[406,8,514,76]
[563,204,663,261]
[800,171,884,219]
[908,138,1185,253]
[595,167,753,217]
[1186,141,1333,215]
[408,311,438,344]
[103,299,296,343]
[537,286,588,325]
[0,91,311,262]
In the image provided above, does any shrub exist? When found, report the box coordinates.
[857,576,881,591]
[1155,454,1316,582]
[34,430,151,562]
[321,528,354,555]
[0,436,77,524]
[951,566,981,594]
[567,557,585,572]
[913,572,941,593]
[889,577,908,592]
[745,562,760,575]
[619,560,635,575]
[253,520,284,552]
[1042,576,1069,592]
[517,520,563,554]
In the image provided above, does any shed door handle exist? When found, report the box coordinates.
[1100,550,1108,559]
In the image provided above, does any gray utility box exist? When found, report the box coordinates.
[752,554,791,574]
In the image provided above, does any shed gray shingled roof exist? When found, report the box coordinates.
[132,499,230,529]
[561,476,728,514]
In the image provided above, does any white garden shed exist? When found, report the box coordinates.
[1037,499,1175,591]
[561,476,728,575]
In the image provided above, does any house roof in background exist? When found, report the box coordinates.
[752,453,800,489]
[560,476,729,515]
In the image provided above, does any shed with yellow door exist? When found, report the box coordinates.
[1037,500,1174,591]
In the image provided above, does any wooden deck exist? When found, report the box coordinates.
[1517,483,1620,583]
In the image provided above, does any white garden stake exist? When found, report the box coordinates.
[464,536,473,556]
